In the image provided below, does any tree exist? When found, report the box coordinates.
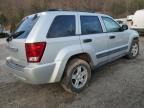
[110,0,127,17]
[129,0,144,13]
[1,0,144,26]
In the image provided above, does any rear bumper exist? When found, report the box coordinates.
[2,59,56,84]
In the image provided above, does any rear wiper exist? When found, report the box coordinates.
[6,31,25,42]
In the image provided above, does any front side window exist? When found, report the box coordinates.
[102,17,121,32]
[47,15,75,38]
[80,16,103,35]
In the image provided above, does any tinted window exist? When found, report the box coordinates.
[102,17,121,32]
[80,16,103,35]
[14,15,39,39]
[47,15,75,38]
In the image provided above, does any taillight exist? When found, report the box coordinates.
[25,42,46,63]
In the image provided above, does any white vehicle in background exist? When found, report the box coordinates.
[127,15,133,21]
[131,9,144,34]
[115,18,127,25]
[127,15,133,28]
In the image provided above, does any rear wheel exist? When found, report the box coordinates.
[126,40,139,59]
[61,58,91,94]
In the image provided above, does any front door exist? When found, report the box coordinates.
[101,16,129,59]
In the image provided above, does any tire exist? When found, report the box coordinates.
[126,40,139,59]
[61,58,91,94]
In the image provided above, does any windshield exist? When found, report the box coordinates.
[13,15,39,39]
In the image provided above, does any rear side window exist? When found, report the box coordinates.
[47,15,75,38]
[80,16,103,35]
[14,15,39,39]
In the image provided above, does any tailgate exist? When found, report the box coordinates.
[6,39,27,66]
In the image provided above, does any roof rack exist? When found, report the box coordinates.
[48,9,64,11]
[47,9,96,13]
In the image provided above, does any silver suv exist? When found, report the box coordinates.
[4,10,139,93]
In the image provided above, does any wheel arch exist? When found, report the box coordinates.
[133,37,139,41]
[51,52,94,83]
[65,53,94,70]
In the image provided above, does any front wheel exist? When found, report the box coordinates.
[61,58,91,94]
[126,40,139,59]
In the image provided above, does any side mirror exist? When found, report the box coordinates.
[121,24,128,31]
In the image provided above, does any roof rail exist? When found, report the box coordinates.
[47,8,96,13]
[48,9,64,11]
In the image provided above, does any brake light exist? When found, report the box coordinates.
[25,42,46,63]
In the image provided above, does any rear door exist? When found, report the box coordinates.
[101,16,129,59]
[79,14,109,64]
[44,14,81,64]
[6,15,39,66]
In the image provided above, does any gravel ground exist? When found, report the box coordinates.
[0,37,144,108]
[0,38,6,44]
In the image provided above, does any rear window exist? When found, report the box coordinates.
[13,15,39,39]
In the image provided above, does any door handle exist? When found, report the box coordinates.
[109,35,116,39]
[83,39,92,43]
